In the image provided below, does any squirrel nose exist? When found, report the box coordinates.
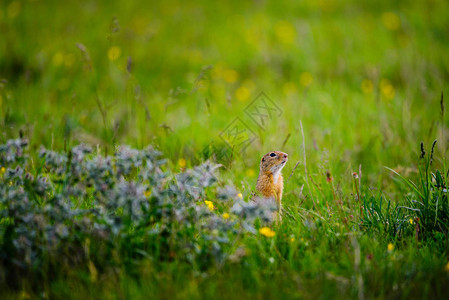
[283,153,288,159]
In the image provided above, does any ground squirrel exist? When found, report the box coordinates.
[255,151,288,213]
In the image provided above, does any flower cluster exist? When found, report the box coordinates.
[0,138,273,283]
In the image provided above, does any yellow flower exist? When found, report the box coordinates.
[237,193,243,199]
[144,190,151,197]
[52,52,64,67]
[275,21,296,45]
[246,168,255,177]
[0,167,5,174]
[212,62,226,80]
[204,200,214,211]
[259,227,275,238]
[222,213,230,219]
[300,72,313,87]
[108,46,121,61]
[387,243,394,252]
[382,12,400,31]
[290,237,295,242]
[445,262,449,272]
[361,79,373,94]
[409,218,413,225]
[235,86,250,101]
[380,79,395,100]
[178,158,186,168]
[7,1,21,19]
[283,82,297,96]
[223,69,238,83]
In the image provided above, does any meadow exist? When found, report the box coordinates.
[1,0,449,298]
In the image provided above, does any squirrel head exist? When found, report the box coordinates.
[260,151,288,174]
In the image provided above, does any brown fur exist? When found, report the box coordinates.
[256,151,288,207]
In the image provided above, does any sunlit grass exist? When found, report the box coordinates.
[1,0,449,298]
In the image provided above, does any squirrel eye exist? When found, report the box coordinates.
[270,152,276,157]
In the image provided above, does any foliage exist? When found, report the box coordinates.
[360,140,449,247]
[1,0,449,298]
[0,138,274,288]
[385,141,449,245]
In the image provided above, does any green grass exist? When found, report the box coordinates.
[1,0,449,298]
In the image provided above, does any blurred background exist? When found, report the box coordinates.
[1,0,448,192]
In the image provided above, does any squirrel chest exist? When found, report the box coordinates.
[256,151,288,204]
